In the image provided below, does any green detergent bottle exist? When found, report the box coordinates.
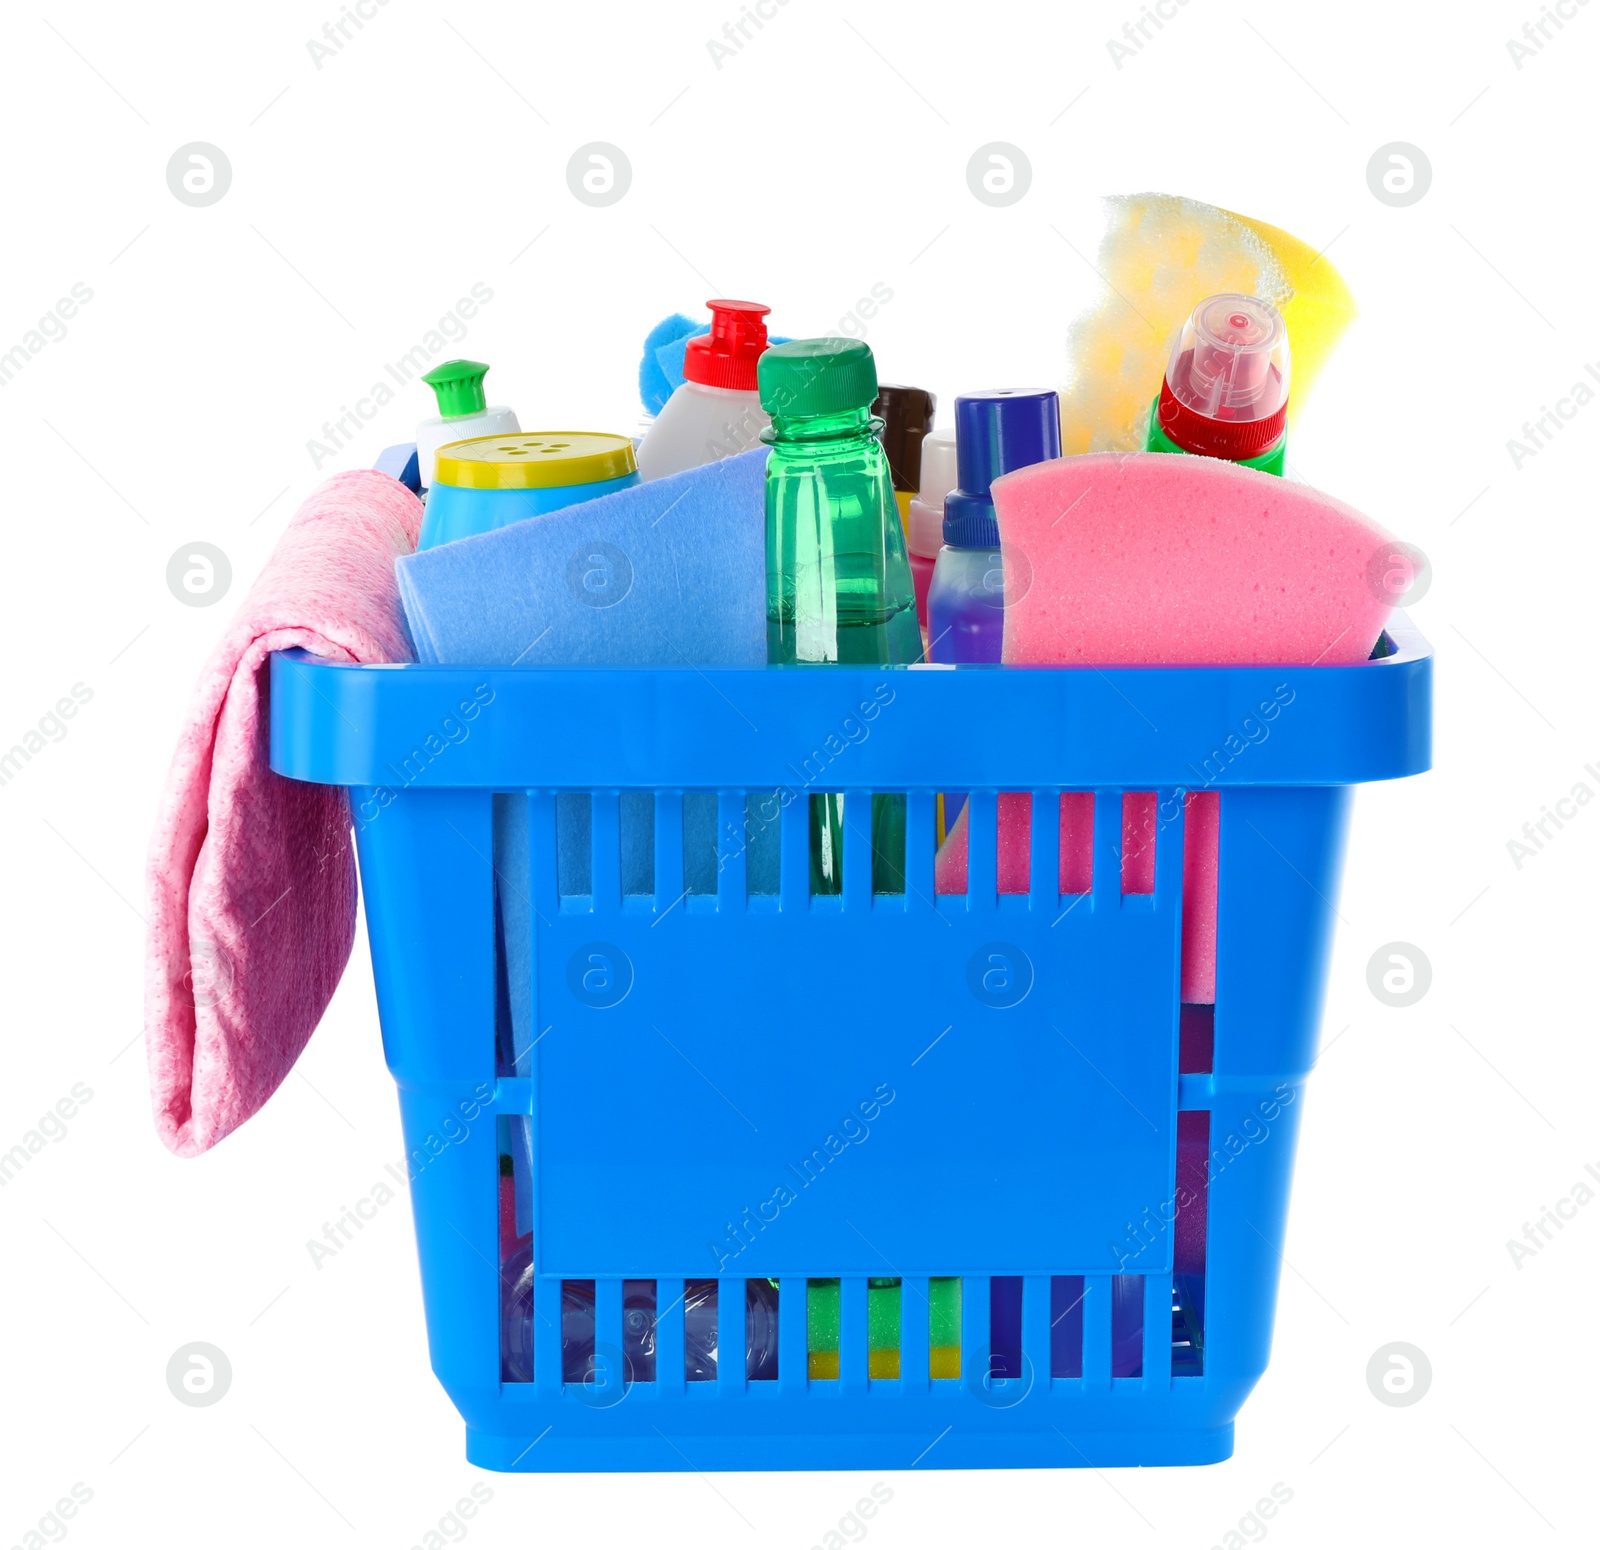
[760,339,922,894]
[1144,292,1290,475]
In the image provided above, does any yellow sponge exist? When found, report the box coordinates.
[1060,194,1357,454]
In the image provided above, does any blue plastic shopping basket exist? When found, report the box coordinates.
[270,614,1431,1472]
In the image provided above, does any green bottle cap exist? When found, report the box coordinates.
[758,337,878,419]
[422,359,491,419]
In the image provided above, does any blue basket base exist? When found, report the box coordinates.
[465,1419,1234,1472]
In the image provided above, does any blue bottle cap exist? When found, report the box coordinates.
[943,389,1062,548]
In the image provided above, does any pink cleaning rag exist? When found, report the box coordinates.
[145,470,422,1157]
[934,453,1396,1002]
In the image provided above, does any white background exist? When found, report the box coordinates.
[1,0,1593,1545]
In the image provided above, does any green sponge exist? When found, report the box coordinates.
[806,1278,963,1379]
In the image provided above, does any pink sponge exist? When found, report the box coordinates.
[934,452,1397,1002]
[999,452,1396,666]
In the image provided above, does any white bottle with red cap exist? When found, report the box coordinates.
[636,300,773,481]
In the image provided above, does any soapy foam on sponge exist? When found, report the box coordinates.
[1059,193,1357,454]
[934,451,1396,1001]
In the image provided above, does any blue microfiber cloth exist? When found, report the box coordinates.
[396,448,768,665]
[639,312,794,415]
[397,449,772,1073]
[640,313,705,416]
[372,441,421,493]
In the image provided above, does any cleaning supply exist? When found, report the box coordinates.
[806,1279,898,1379]
[415,360,519,493]
[760,338,921,895]
[639,310,796,418]
[929,1277,961,1378]
[685,1278,780,1382]
[500,1264,671,1383]
[906,429,956,635]
[399,449,770,1074]
[636,300,773,480]
[933,451,1401,1001]
[927,390,1062,848]
[872,383,936,532]
[417,433,640,552]
[639,312,706,417]
[927,390,1061,665]
[806,1277,962,1379]
[497,1152,525,1260]
[144,470,422,1157]
[398,446,767,666]
[1145,294,1289,474]
[1059,193,1357,454]
[994,452,1393,666]
[373,442,421,493]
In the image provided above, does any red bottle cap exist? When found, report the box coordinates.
[1157,293,1290,462]
[683,299,771,390]
[1157,371,1288,461]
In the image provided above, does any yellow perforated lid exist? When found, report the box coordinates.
[434,432,637,491]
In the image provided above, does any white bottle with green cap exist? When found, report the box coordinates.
[416,359,520,493]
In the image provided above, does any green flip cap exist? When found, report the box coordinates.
[422,358,491,419]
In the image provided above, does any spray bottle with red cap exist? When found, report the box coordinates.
[636,299,774,480]
[1145,293,1290,475]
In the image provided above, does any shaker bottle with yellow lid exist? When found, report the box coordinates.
[417,432,641,550]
